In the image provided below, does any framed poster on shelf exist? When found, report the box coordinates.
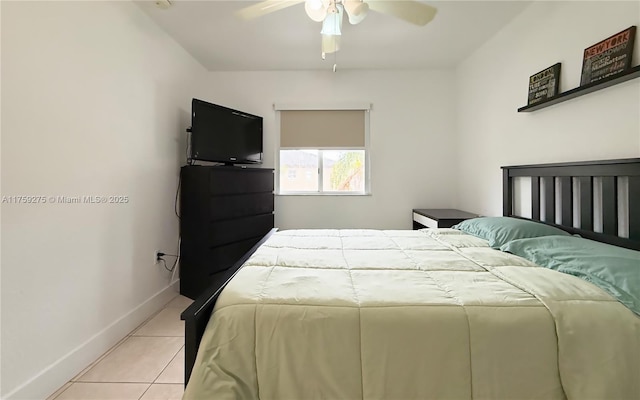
[527,63,561,105]
[580,26,636,85]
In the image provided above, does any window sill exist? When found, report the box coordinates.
[277,192,371,196]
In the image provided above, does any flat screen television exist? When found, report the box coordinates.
[190,98,263,165]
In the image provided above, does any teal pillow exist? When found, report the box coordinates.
[452,217,570,248]
[501,235,640,315]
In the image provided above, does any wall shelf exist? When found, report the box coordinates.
[518,65,640,112]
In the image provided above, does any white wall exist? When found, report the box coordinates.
[456,1,640,216]
[195,70,458,229]
[1,2,205,398]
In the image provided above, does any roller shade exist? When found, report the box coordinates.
[280,110,365,148]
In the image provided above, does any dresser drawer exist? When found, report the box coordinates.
[209,169,273,195]
[210,193,274,220]
[182,237,262,275]
[207,237,261,275]
[207,214,274,247]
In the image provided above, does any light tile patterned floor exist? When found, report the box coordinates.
[47,294,193,400]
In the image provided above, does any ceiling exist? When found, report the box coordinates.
[136,0,532,71]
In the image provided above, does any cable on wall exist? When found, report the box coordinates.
[175,174,181,220]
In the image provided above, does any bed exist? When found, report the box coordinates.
[180,158,640,399]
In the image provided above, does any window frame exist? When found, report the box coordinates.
[279,148,369,195]
[274,103,371,196]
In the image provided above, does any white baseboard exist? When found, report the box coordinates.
[4,282,180,400]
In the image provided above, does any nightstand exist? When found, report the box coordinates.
[413,209,479,229]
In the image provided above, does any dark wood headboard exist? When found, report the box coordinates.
[502,158,640,250]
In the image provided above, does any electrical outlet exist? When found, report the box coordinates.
[155,250,162,264]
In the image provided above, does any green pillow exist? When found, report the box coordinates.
[452,217,570,248]
[501,235,640,315]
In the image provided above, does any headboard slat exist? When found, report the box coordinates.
[503,169,511,217]
[543,177,555,223]
[531,177,540,220]
[601,176,618,236]
[560,177,572,227]
[579,177,594,231]
[629,176,640,241]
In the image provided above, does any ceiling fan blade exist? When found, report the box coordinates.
[236,0,305,20]
[367,1,437,26]
[344,0,369,24]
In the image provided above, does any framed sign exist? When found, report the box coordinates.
[580,26,636,85]
[528,63,561,105]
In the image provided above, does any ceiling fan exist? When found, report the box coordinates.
[236,0,437,59]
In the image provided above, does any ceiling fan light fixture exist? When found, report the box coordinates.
[321,34,341,54]
[320,3,343,35]
[235,0,439,70]
[304,0,327,22]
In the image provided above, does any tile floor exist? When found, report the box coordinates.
[47,294,193,400]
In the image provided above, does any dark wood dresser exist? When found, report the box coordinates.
[179,165,274,299]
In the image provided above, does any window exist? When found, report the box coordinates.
[287,168,298,180]
[281,150,318,192]
[277,107,370,195]
[279,149,365,193]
